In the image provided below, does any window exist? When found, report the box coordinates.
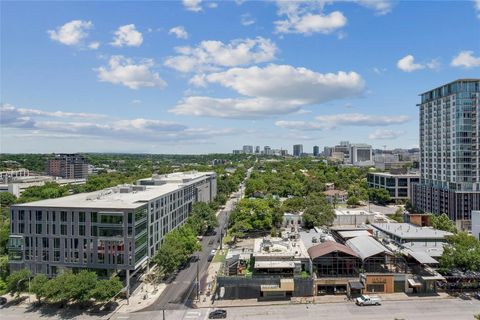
[98,227,123,238]
[79,212,85,223]
[100,214,123,224]
[91,226,98,236]
[36,224,42,234]
[60,211,67,222]
[79,225,85,236]
[60,225,67,235]
[91,212,97,223]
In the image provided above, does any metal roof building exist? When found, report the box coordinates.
[372,223,453,244]
[345,236,393,261]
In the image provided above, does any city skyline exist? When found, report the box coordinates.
[2,1,480,154]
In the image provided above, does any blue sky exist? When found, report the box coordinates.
[1,0,479,154]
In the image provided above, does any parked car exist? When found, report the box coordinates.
[355,295,381,306]
[208,239,214,246]
[474,292,480,300]
[209,309,227,319]
[0,297,7,306]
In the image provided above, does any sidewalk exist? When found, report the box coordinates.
[195,261,222,308]
[114,282,166,314]
[196,292,453,309]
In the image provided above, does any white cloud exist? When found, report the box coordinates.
[131,99,142,104]
[111,24,143,47]
[397,54,438,72]
[170,96,301,119]
[164,37,278,73]
[274,1,347,35]
[241,13,256,26]
[275,113,410,130]
[1,103,235,143]
[475,0,480,18]
[171,64,365,118]
[356,0,394,15]
[96,55,166,89]
[88,41,100,50]
[199,64,365,103]
[368,128,405,140]
[183,0,203,12]
[48,20,93,46]
[207,2,218,8]
[451,50,480,68]
[169,26,189,39]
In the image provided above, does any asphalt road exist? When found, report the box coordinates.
[112,298,480,320]
[142,170,250,311]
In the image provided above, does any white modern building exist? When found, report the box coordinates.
[412,79,480,229]
[8,171,216,278]
[367,172,420,200]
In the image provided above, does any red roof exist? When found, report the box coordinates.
[308,241,359,259]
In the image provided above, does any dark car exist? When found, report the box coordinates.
[0,297,7,306]
[474,292,480,300]
[208,309,227,319]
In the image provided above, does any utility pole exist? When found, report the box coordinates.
[162,309,166,320]
[196,256,200,301]
[220,230,223,250]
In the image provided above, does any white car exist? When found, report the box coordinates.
[355,295,381,306]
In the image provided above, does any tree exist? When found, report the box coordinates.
[368,188,391,205]
[6,268,31,298]
[440,232,480,272]
[347,196,360,207]
[152,226,201,274]
[68,270,97,304]
[30,274,49,303]
[390,207,404,223]
[187,202,218,235]
[89,277,123,302]
[302,204,335,229]
[0,193,16,207]
[431,213,457,233]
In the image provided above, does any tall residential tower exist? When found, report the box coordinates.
[412,79,480,229]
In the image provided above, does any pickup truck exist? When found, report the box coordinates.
[355,295,381,306]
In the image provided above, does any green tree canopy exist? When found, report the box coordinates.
[440,232,480,272]
[6,268,31,297]
[431,213,457,233]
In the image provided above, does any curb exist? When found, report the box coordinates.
[195,295,454,309]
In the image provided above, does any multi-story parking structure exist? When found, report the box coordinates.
[8,172,216,282]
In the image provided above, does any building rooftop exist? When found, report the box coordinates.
[335,209,376,216]
[337,230,372,240]
[372,223,453,241]
[308,241,359,260]
[368,172,420,178]
[346,236,392,260]
[14,171,214,209]
[253,237,309,260]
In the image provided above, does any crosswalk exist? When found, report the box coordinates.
[183,309,210,320]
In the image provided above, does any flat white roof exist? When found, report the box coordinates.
[373,223,453,240]
[369,172,420,178]
[13,172,214,210]
[335,209,377,216]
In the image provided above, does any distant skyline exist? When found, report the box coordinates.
[1,1,480,154]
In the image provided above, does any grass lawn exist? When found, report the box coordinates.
[213,249,227,263]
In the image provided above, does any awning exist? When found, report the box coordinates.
[408,251,439,265]
[348,281,364,290]
[408,279,422,287]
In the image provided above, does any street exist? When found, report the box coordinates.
[142,169,250,311]
[115,298,480,320]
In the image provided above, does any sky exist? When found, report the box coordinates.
[1,0,480,154]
